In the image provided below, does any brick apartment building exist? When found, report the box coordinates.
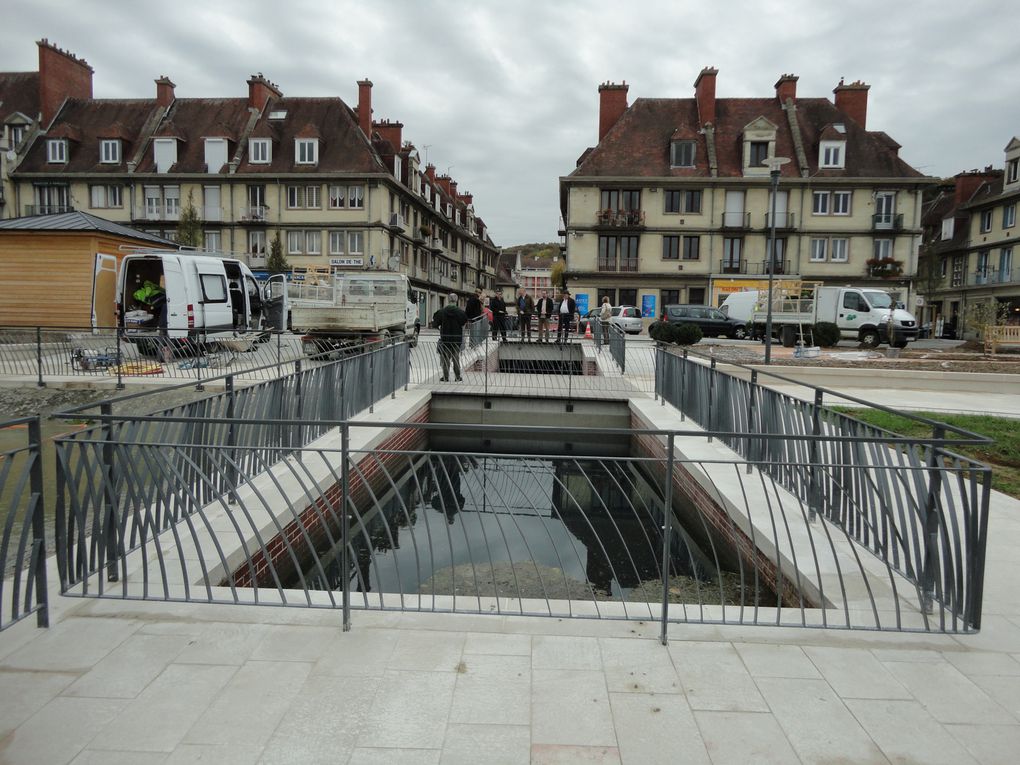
[0,40,500,322]
[559,68,937,321]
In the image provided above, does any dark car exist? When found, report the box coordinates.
[663,304,748,339]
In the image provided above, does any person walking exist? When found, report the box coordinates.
[432,293,468,381]
[516,288,535,342]
[599,295,612,345]
[556,290,578,343]
[465,288,483,321]
[489,290,508,342]
[535,290,554,343]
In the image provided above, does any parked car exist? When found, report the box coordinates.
[662,304,748,339]
[577,305,642,335]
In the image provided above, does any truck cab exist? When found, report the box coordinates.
[819,288,918,348]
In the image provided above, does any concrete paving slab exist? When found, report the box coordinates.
[440,723,531,765]
[610,692,707,765]
[945,723,1020,765]
[882,660,1015,725]
[845,698,978,765]
[530,744,621,764]
[732,642,822,679]
[62,633,191,699]
[692,709,798,765]
[450,671,530,726]
[164,743,262,764]
[533,635,603,671]
[802,645,913,699]
[348,749,440,765]
[0,668,79,739]
[531,669,617,748]
[356,669,456,750]
[0,696,128,765]
[597,637,683,694]
[667,641,769,712]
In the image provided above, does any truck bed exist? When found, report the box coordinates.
[290,303,406,333]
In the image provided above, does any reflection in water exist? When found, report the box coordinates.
[296,453,754,606]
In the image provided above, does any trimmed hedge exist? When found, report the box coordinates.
[813,321,841,347]
[649,321,702,346]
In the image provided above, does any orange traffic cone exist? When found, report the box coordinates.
[584,322,593,340]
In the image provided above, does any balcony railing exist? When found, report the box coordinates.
[240,205,269,223]
[748,259,790,275]
[133,206,181,222]
[595,209,645,227]
[764,212,796,229]
[722,211,751,229]
[872,213,904,231]
[25,204,73,216]
[598,258,639,272]
[717,259,747,274]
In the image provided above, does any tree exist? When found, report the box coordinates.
[964,298,1009,339]
[175,191,203,248]
[550,258,566,290]
[266,232,289,274]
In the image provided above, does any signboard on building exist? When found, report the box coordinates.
[641,294,656,318]
[710,278,802,306]
[575,293,589,315]
[330,257,364,267]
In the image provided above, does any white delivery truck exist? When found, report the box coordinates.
[287,269,420,355]
[721,282,919,348]
[117,249,281,356]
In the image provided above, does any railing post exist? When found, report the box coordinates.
[294,359,303,457]
[390,337,397,399]
[28,417,49,628]
[194,331,205,392]
[276,330,282,369]
[341,421,352,632]
[921,425,945,615]
[660,433,675,645]
[225,374,238,503]
[654,343,660,402]
[100,402,119,584]
[707,357,717,443]
[808,389,823,521]
[746,369,758,473]
[679,349,687,421]
[115,327,125,390]
[35,327,46,388]
[484,335,489,400]
[368,345,376,414]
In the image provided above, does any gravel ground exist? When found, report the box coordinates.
[0,383,211,421]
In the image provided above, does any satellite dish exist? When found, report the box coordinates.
[387,255,401,271]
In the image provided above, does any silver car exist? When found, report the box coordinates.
[610,306,643,334]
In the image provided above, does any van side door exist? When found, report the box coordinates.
[837,290,869,334]
[193,262,232,332]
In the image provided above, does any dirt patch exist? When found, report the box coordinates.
[0,384,211,422]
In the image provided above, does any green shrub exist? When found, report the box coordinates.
[674,323,703,346]
[813,321,841,347]
[648,321,672,342]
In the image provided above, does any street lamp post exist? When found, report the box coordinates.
[763,156,791,364]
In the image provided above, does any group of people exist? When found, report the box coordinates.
[430,287,591,382]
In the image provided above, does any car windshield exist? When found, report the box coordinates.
[863,291,893,309]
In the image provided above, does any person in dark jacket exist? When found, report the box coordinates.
[556,290,578,343]
[465,288,483,321]
[535,290,554,342]
[432,293,468,381]
[516,288,535,341]
[489,290,508,342]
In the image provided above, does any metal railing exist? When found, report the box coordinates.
[0,416,49,631]
[0,326,306,385]
[654,346,991,631]
[608,322,627,372]
[50,410,988,637]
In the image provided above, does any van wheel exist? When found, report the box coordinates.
[859,328,881,348]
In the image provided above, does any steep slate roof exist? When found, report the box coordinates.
[0,210,174,244]
[134,98,252,173]
[571,95,925,180]
[0,71,40,123]
[237,97,385,174]
[16,98,158,173]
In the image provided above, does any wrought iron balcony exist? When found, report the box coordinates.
[240,205,269,223]
[717,259,747,274]
[598,258,639,272]
[872,213,904,231]
[595,209,645,228]
[764,212,796,230]
[24,204,73,216]
[749,259,789,275]
[721,211,751,229]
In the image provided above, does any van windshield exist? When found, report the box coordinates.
[863,291,893,309]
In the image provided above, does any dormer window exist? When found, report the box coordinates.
[204,138,227,171]
[100,139,121,164]
[1008,158,1019,185]
[249,138,271,164]
[7,124,26,148]
[268,110,287,120]
[47,139,67,163]
[394,156,402,183]
[749,141,769,167]
[670,140,696,168]
[295,138,318,164]
[820,140,845,168]
[153,138,177,173]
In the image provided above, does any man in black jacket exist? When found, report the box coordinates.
[432,293,468,381]
[556,290,578,343]
[465,288,483,321]
[535,290,554,343]
[489,290,508,342]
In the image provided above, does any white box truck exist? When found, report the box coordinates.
[287,269,420,354]
[721,283,918,348]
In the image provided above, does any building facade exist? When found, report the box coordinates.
[919,139,1020,336]
[559,69,935,323]
[5,41,499,323]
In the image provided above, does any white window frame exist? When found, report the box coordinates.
[348,186,364,209]
[832,191,851,215]
[809,239,827,262]
[100,139,121,164]
[980,210,993,232]
[287,231,304,255]
[203,138,227,171]
[89,184,122,209]
[830,238,849,262]
[249,138,271,164]
[306,185,321,209]
[163,186,180,219]
[204,230,222,252]
[287,185,304,209]
[46,139,67,163]
[812,191,830,215]
[329,185,346,209]
[295,138,318,164]
[1004,204,1016,229]
[153,138,177,174]
[305,231,321,255]
[248,231,267,257]
[329,230,346,255]
[873,239,893,260]
[941,218,955,240]
[348,230,364,255]
[1008,158,1019,184]
[670,140,696,168]
[820,141,845,168]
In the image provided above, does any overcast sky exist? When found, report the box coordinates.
[3,0,1017,246]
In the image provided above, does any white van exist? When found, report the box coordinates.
[117,250,278,352]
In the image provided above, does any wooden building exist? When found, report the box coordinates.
[0,211,172,328]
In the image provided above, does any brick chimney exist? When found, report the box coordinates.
[247,73,281,112]
[775,73,798,104]
[694,67,718,127]
[155,76,176,107]
[598,81,629,141]
[373,119,403,149]
[424,163,436,182]
[449,180,458,198]
[357,79,373,138]
[460,192,473,206]
[37,39,94,126]
[953,170,1000,207]
[833,79,870,128]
